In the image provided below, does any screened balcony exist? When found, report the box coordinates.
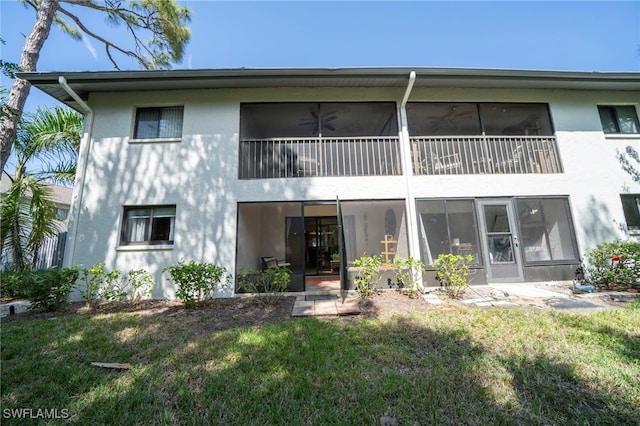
[239,102,400,179]
[411,135,562,175]
[239,136,401,178]
[407,102,563,175]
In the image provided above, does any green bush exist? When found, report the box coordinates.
[124,269,155,303]
[78,263,155,307]
[586,240,640,290]
[237,266,291,306]
[79,263,119,307]
[353,255,384,298]
[164,260,229,308]
[392,256,426,298]
[432,253,473,298]
[0,270,30,298]
[27,266,80,311]
[0,267,79,311]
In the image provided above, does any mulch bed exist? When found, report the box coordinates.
[1,291,441,328]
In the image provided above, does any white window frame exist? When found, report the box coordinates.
[130,106,184,143]
[119,205,176,247]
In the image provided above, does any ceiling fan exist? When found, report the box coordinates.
[299,109,338,135]
[426,106,472,131]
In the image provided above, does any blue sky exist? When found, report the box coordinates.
[1,0,639,112]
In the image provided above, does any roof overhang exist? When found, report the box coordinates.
[18,67,640,112]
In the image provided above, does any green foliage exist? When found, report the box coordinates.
[78,263,156,307]
[237,266,291,306]
[79,263,116,307]
[585,240,640,290]
[353,255,384,298]
[98,268,126,303]
[125,269,155,303]
[0,270,27,298]
[164,260,229,308]
[432,253,474,298]
[27,266,80,311]
[0,266,79,311]
[392,256,426,298]
[0,106,82,271]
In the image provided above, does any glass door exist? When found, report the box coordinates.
[304,217,339,275]
[477,200,524,282]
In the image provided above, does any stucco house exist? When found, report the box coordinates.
[19,67,640,298]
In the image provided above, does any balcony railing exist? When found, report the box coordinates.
[411,136,563,175]
[239,137,402,179]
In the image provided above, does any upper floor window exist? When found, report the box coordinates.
[598,105,639,134]
[133,107,184,139]
[407,102,554,136]
[121,205,176,245]
[620,194,640,232]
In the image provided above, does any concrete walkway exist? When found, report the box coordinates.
[292,295,361,317]
[292,282,639,316]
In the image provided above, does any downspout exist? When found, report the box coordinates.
[398,72,422,280]
[58,76,94,268]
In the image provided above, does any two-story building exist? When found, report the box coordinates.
[21,67,640,298]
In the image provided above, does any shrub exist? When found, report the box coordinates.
[586,240,640,290]
[124,269,155,303]
[27,266,80,311]
[432,253,473,298]
[237,266,291,306]
[392,256,426,298]
[164,260,229,308]
[98,268,126,303]
[78,263,121,307]
[0,270,30,298]
[353,255,383,298]
[77,263,156,307]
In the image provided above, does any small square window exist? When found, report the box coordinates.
[598,106,640,134]
[133,107,184,139]
[620,194,640,231]
[121,205,176,245]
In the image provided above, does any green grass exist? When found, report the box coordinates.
[2,302,639,425]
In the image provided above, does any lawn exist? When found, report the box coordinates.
[1,301,639,425]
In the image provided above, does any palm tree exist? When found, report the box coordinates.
[0,106,82,271]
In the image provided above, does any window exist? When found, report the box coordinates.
[416,199,482,266]
[133,107,184,139]
[121,206,176,245]
[515,198,578,263]
[55,207,68,220]
[620,194,640,231]
[598,105,640,134]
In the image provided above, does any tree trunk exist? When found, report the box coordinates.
[0,0,58,172]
